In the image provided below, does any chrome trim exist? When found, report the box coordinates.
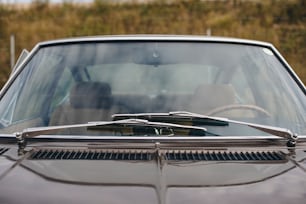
[27,135,287,149]
[36,35,273,48]
[0,134,16,138]
[298,135,306,139]
[0,44,40,98]
[270,45,306,94]
[19,134,304,140]
[30,135,282,141]
[25,135,290,149]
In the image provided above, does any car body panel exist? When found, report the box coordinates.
[0,143,306,204]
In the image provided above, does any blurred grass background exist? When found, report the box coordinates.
[0,0,305,86]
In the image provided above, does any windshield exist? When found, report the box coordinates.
[0,41,305,136]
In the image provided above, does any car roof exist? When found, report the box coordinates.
[37,35,273,48]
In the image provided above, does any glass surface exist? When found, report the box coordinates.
[0,42,305,136]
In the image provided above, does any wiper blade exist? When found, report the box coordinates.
[88,119,207,136]
[112,111,298,147]
[113,111,229,126]
[15,118,207,154]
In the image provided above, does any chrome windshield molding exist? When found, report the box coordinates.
[0,134,18,142]
[25,135,287,149]
[297,135,306,143]
[0,134,16,138]
[25,135,288,149]
[270,45,306,94]
[28,135,282,140]
[298,135,306,139]
[37,35,273,50]
[0,44,40,99]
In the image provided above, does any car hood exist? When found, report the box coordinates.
[0,144,306,204]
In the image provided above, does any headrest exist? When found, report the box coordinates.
[70,82,112,109]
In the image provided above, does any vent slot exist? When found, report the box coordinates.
[29,149,285,162]
[164,150,285,161]
[0,147,9,155]
[30,149,154,161]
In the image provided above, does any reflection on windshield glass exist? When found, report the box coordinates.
[0,42,305,136]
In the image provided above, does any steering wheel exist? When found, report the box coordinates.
[206,104,272,117]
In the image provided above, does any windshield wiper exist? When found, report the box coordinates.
[15,118,207,154]
[112,111,298,147]
[113,111,229,126]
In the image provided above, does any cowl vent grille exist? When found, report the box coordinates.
[29,149,285,162]
[30,149,153,161]
[0,147,9,155]
[164,150,285,161]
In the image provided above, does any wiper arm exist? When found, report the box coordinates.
[15,118,207,154]
[173,111,298,146]
[112,111,298,147]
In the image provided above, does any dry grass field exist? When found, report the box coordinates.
[0,0,305,86]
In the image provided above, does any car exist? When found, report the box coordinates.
[0,35,305,204]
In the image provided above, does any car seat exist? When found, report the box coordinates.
[49,82,117,126]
